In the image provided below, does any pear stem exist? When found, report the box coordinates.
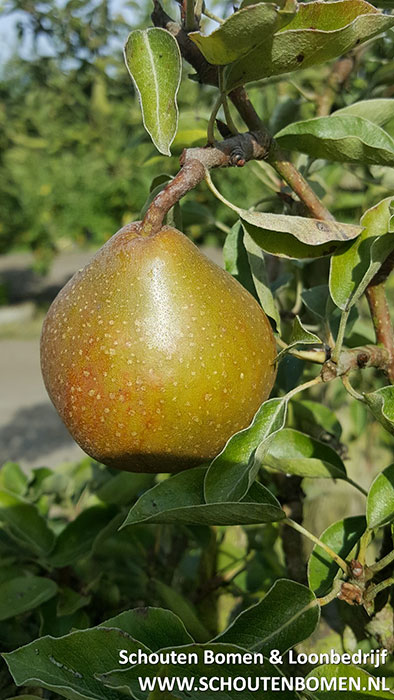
[141,159,206,236]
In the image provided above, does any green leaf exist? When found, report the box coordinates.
[39,598,90,639]
[49,505,116,567]
[3,627,148,700]
[103,607,194,650]
[334,98,394,127]
[204,397,288,503]
[122,466,285,527]
[0,463,28,496]
[29,467,55,499]
[367,463,394,529]
[259,429,347,479]
[216,579,319,652]
[153,580,211,643]
[0,576,57,622]
[276,316,321,360]
[302,286,358,341]
[302,285,331,319]
[240,0,295,9]
[292,400,342,441]
[308,516,366,596]
[241,210,361,260]
[330,196,394,310]
[101,643,297,700]
[223,221,257,297]
[91,512,125,556]
[57,588,91,617]
[275,115,394,166]
[96,472,154,506]
[364,385,394,436]
[243,229,281,330]
[224,223,281,328]
[7,695,42,700]
[124,28,181,155]
[149,173,173,192]
[189,2,294,65]
[305,664,394,698]
[224,0,394,90]
[0,489,55,556]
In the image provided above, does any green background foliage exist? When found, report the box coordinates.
[1,0,394,698]
[1,0,394,268]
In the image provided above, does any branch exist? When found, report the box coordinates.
[141,131,271,234]
[365,283,394,384]
[151,1,218,86]
[270,147,336,221]
[228,88,335,221]
[151,0,394,379]
[338,345,391,375]
[317,56,355,118]
[320,345,390,383]
[276,477,307,584]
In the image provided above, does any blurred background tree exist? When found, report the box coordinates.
[0,0,394,272]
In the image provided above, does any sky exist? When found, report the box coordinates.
[0,0,141,65]
[0,0,222,66]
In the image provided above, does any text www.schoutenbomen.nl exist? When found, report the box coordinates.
[137,676,391,693]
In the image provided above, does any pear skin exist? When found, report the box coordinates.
[41,223,277,472]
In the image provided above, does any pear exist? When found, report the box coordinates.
[41,223,277,473]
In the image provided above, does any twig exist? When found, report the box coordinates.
[220,88,238,136]
[346,477,368,498]
[203,7,224,23]
[141,131,271,234]
[205,171,241,213]
[341,375,365,402]
[332,309,350,362]
[357,530,372,567]
[207,94,222,144]
[318,579,343,606]
[369,549,394,575]
[285,374,324,400]
[365,577,394,601]
[185,0,195,30]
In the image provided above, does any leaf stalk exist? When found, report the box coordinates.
[286,518,349,574]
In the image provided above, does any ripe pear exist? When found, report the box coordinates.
[41,223,277,473]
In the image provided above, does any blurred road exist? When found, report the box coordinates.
[0,339,86,469]
[0,247,222,470]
